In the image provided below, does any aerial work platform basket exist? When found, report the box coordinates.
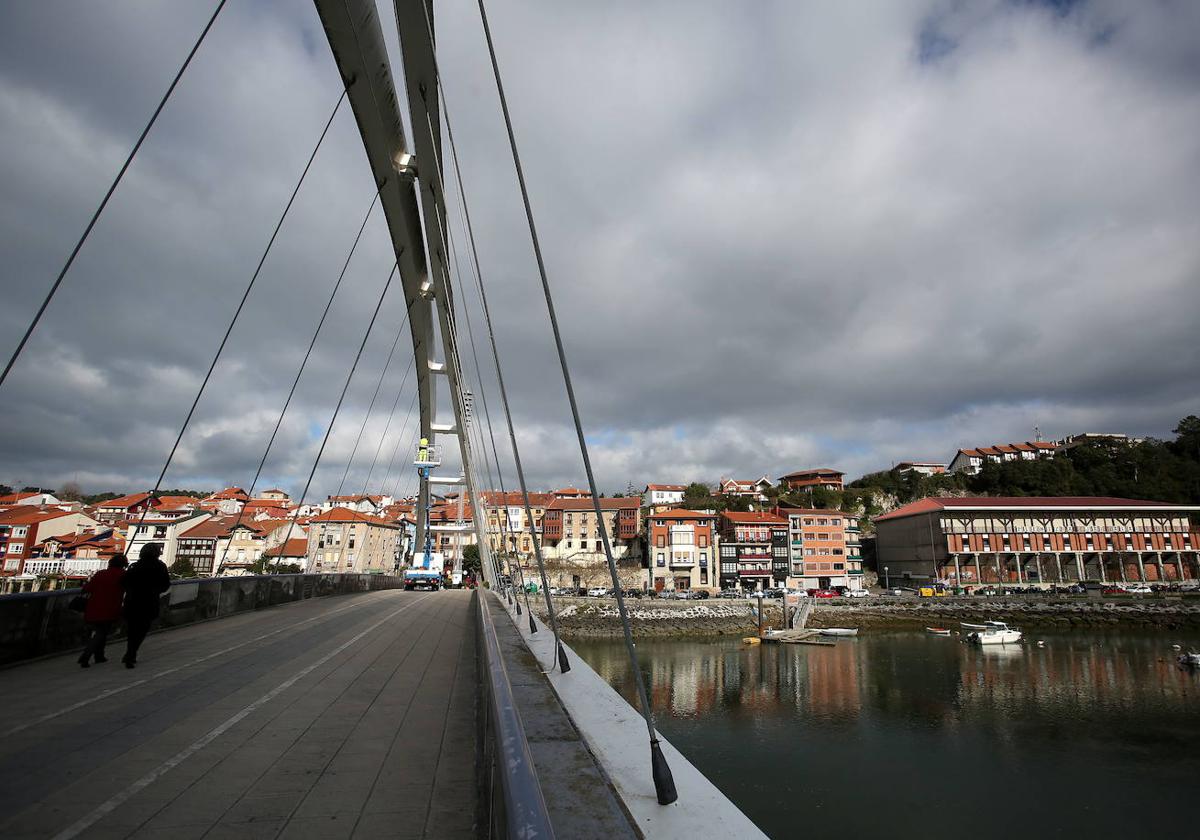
[414,440,441,468]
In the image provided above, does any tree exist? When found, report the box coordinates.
[170,557,197,578]
[462,544,482,577]
[0,485,11,497]
[58,481,84,502]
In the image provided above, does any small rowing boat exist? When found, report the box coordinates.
[818,628,859,637]
[926,627,952,636]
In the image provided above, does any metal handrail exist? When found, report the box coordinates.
[477,591,555,839]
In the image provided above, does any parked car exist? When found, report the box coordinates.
[881,587,903,596]
[622,588,645,599]
[843,588,870,598]
[690,590,710,600]
[813,589,838,599]
[1101,586,1126,595]
[671,589,693,599]
[1066,584,1086,594]
[1125,584,1152,594]
[717,589,742,599]
[586,586,608,597]
[763,588,785,599]
[785,588,809,598]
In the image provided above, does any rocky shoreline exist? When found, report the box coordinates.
[530,595,1200,638]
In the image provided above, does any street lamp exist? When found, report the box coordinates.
[884,565,889,589]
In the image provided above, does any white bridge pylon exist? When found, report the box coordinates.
[314,0,497,586]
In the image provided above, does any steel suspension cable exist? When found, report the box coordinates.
[0,0,229,392]
[401,9,565,654]
[213,190,380,575]
[415,33,569,669]
[475,0,676,803]
[278,262,399,555]
[442,180,536,625]
[126,88,347,552]
[331,308,412,503]
[328,346,416,573]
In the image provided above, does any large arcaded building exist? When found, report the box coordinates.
[874,497,1199,586]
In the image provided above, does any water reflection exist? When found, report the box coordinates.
[574,630,1200,840]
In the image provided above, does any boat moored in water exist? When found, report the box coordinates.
[926,627,952,636]
[1179,651,1200,668]
[965,621,1022,645]
[818,628,859,637]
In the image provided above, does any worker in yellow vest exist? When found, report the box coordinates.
[417,437,429,463]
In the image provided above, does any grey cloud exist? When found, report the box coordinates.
[1,0,1198,499]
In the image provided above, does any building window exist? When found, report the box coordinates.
[656,535,665,548]
[657,552,665,567]
[8,543,24,554]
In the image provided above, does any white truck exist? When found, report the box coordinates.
[404,552,444,591]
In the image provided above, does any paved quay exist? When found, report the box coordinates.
[0,589,477,839]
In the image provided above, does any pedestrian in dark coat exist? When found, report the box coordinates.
[77,553,128,668]
[121,543,171,668]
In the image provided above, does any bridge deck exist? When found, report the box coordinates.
[0,589,476,840]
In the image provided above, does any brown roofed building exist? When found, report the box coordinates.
[307,507,400,575]
[874,496,1200,588]
[540,497,642,588]
[778,469,844,492]
[647,508,718,593]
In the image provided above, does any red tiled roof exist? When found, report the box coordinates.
[779,468,843,480]
[721,511,788,525]
[155,495,202,511]
[0,492,40,505]
[480,491,554,507]
[650,508,715,521]
[0,508,74,526]
[546,497,640,511]
[308,507,397,527]
[265,538,309,557]
[875,496,1197,523]
[179,518,238,539]
[645,484,686,492]
[207,487,249,501]
[96,492,152,509]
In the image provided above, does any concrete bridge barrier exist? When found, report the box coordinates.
[0,573,403,666]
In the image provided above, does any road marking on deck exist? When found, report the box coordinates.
[3,590,398,737]
[50,593,430,840]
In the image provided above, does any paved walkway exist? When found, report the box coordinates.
[0,589,477,839]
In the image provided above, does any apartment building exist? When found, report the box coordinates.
[306,508,400,574]
[479,490,553,555]
[875,496,1200,586]
[123,511,211,569]
[718,511,788,593]
[647,509,718,593]
[540,497,642,588]
[0,508,101,581]
[775,506,864,591]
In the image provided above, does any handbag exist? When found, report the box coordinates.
[68,594,88,613]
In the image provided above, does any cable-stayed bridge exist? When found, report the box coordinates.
[0,2,765,837]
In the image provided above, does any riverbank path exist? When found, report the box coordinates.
[0,589,476,839]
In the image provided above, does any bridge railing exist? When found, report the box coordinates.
[0,572,403,666]
[476,589,555,839]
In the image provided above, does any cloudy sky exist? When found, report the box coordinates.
[1,0,1198,501]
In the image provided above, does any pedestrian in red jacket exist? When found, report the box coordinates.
[78,553,128,668]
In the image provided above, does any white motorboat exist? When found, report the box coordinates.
[1179,652,1200,668]
[818,628,859,637]
[965,621,1022,646]
[961,622,989,630]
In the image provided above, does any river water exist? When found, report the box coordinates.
[571,629,1200,839]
